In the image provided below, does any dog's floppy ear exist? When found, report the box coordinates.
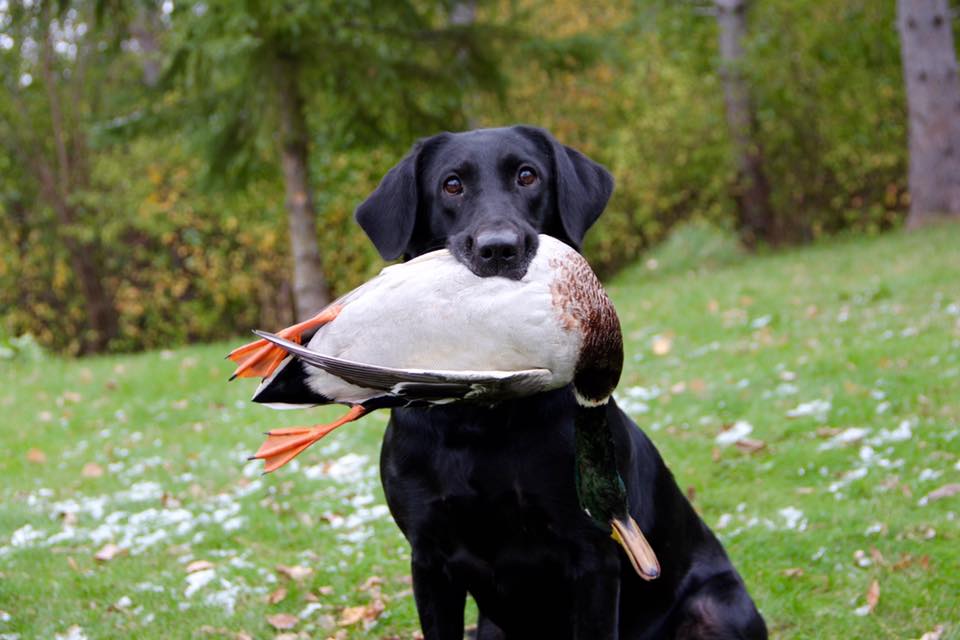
[354,142,423,260]
[516,126,614,250]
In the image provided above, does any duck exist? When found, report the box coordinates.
[227,234,660,580]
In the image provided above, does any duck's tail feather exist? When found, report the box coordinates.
[227,304,342,380]
[251,357,331,408]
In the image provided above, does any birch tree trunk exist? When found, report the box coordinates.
[274,56,331,320]
[897,0,960,228]
[715,0,777,248]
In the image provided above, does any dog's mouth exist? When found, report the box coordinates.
[449,230,539,281]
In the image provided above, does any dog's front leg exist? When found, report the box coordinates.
[411,551,467,640]
[573,562,621,640]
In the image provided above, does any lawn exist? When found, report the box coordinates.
[1,224,959,639]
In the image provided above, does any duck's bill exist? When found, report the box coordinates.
[611,515,660,581]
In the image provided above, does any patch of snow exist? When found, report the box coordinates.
[203,578,242,615]
[299,602,324,619]
[818,427,870,451]
[787,399,831,422]
[918,468,942,482]
[9,524,45,548]
[864,522,884,535]
[184,568,216,598]
[868,418,914,445]
[778,507,807,531]
[303,453,370,483]
[54,627,87,640]
[624,385,662,401]
[716,513,733,530]
[775,383,798,396]
[715,420,753,446]
[828,467,868,494]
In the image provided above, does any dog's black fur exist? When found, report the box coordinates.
[355,126,767,640]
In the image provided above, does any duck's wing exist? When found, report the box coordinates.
[252,330,553,401]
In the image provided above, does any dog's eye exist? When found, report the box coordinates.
[442,175,463,195]
[517,166,538,187]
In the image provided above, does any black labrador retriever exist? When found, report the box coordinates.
[355,126,767,640]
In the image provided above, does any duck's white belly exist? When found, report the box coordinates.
[304,249,581,402]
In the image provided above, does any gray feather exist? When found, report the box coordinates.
[252,330,553,401]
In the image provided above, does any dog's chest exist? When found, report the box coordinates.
[382,394,609,581]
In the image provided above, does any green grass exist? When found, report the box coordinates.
[2,224,959,639]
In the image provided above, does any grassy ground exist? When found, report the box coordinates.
[1,224,959,639]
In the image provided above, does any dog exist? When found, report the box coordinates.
[354,126,767,639]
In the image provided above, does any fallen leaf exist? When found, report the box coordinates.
[734,438,767,454]
[267,587,288,605]
[61,391,82,403]
[892,554,913,571]
[93,543,126,563]
[186,560,214,573]
[266,613,298,630]
[317,585,334,596]
[782,567,804,577]
[337,597,384,627]
[923,483,960,503]
[865,579,880,613]
[27,448,47,464]
[81,463,103,478]
[67,556,79,571]
[651,334,673,356]
[869,547,885,566]
[338,606,367,627]
[359,576,383,592]
[711,447,721,463]
[919,624,945,640]
[815,427,841,439]
[276,564,313,582]
[303,591,320,603]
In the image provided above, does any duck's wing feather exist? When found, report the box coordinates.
[252,330,553,401]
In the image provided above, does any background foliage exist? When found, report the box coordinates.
[0,0,948,354]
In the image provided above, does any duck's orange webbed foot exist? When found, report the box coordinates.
[251,405,368,473]
[227,304,342,380]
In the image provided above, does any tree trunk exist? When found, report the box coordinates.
[36,8,118,352]
[450,0,478,130]
[715,0,777,249]
[130,6,163,87]
[273,56,331,320]
[897,0,960,228]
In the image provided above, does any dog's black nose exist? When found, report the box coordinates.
[469,228,536,279]
[475,229,520,264]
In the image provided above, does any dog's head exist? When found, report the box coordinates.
[355,126,613,280]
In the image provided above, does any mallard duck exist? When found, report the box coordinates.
[227,234,659,580]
